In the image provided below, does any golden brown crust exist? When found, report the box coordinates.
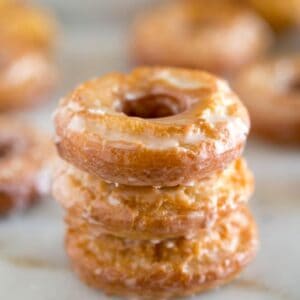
[0,43,57,111]
[131,0,272,75]
[0,117,55,215]
[66,206,258,300]
[54,67,250,186]
[53,158,254,239]
[246,0,300,30]
[233,55,300,144]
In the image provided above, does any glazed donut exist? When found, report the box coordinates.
[234,55,300,143]
[66,206,258,300]
[246,0,300,30]
[131,0,272,75]
[0,1,55,51]
[54,67,250,187]
[54,158,254,239]
[0,117,54,215]
[0,42,56,111]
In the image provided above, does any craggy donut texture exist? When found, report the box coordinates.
[0,117,54,215]
[66,206,258,300]
[234,55,300,143]
[55,67,250,186]
[0,42,56,111]
[246,0,300,30]
[54,158,254,239]
[131,0,272,74]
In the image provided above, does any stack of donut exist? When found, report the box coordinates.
[53,67,258,299]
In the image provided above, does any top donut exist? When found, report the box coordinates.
[54,67,250,187]
[131,0,272,75]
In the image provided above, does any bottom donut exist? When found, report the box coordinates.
[65,206,258,300]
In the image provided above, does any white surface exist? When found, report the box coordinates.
[0,7,300,300]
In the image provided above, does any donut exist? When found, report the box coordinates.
[66,206,258,299]
[53,158,254,239]
[246,0,300,30]
[131,0,272,75]
[54,67,250,187]
[0,41,56,111]
[234,55,300,143]
[0,1,55,51]
[0,117,54,215]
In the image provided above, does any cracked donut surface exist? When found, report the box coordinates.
[66,206,258,300]
[54,67,250,186]
[54,158,253,239]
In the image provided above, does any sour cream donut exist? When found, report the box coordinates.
[66,206,258,299]
[0,1,55,51]
[54,158,254,239]
[234,55,300,143]
[54,67,250,186]
[246,0,300,30]
[0,117,54,215]
[131,0,272,75]
[0,42,56,111]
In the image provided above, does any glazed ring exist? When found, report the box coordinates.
[0,117,54,215]
[54,158,254,239]
[0,1,55,51]
[234,55,300,143]
[246,0,300,30]
[131,0,272,75]
[66,206,258,300]
[0,42,56,111]
[54,67,250,186]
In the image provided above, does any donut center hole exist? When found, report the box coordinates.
[0,142,13,159]
[122,94,187,119]
[290,78,300,92]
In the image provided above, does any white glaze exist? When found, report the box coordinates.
[67,116,86,133]
[156,70,203,89]
[4,54,47,85]
[107,195,120,206]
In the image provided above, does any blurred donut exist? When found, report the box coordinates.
[246,0,300,31]
[0,1,55,51]
[131,0,272,75]
[54,67,250,186]
[0,42,56,111]
[234,55,300,143]
[54,158,254,239]
[0,117,54,215]
[66,206,258,299]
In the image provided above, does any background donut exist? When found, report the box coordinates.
[131,0,273,75]
[234,55,300,143]
[245,0,300,31]
[0,117,55,215]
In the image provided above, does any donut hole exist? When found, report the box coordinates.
[0,192,13,215]
[290,77,300,92]
[0,141,14,159]
[0,138,25,159]
[122,94,187,119]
